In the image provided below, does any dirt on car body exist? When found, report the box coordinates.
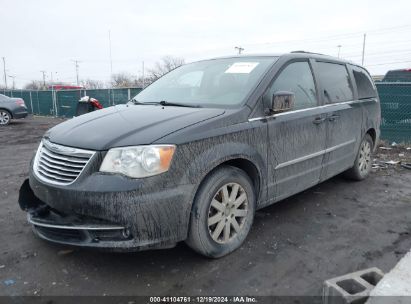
[0,115,410,296]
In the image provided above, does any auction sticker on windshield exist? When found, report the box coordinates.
[225,62,259,74]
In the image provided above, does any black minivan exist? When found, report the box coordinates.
[19,52,380,258]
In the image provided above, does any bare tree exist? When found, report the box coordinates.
[24,80,44,90]
[146,56,185,84]
[132,76,146,88]
[111,73,135,88]
[80,79,106,89]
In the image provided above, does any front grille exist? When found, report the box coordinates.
[33,139,95,185]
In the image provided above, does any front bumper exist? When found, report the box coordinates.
[19,167,196,251]
[28,211,134,249]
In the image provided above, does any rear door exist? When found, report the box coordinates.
[314,61,363,181]
[264,59,328,203]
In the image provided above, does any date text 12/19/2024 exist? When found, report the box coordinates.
[149,297,257,303]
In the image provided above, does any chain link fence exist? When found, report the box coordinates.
[1,87,142,118]
[2,84,411,143]
[375,82,411,144]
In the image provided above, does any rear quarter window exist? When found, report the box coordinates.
[351,66,377,99]
[316,62,354,103]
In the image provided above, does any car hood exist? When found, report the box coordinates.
[46,104,225,150]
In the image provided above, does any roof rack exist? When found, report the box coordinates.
[291,50,326,56]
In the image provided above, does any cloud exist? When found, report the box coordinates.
[1,0,411,87]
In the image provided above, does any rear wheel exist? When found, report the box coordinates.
[186,166,256,258]
[344,134,373,180]
[0,110,11,126]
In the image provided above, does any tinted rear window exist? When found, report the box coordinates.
[317,62,353,103]
[351,66,376,99]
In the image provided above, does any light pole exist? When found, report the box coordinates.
[2,57,7,89]
[142,61,145,88]
[337,45,342,58]
[109,30,113,83]
[40,70,47,89]
[361,34,366,66]
[71,60,80,86]
[8,75,16,89]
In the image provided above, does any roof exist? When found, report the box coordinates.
[206,51,354,65]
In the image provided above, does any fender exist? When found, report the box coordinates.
[177,137,268,207]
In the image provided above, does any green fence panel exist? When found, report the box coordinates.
[1,90,11,97]
[36,91,54,116]
[130,88,142,98]
[31,91,41,115]
[2,88,144,117]
[21,91,33,113]
[112,88,130,105]
[56,90,84,118]
[376,82,411,143]
[85,89,111,108]
[10,90,23,98]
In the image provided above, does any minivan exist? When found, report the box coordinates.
[19,52,380,258]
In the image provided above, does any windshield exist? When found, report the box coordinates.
[133,57,278,108]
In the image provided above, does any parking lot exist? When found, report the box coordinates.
[1,115,411,297]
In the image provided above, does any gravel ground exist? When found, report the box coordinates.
[0,115,410,297]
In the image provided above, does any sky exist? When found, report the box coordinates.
[1,0,411,88]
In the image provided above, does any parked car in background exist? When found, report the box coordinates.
[19,52,380,258]
[382,68,411,82]
[0,94,28,126]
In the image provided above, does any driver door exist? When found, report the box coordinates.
[264,60,328,203]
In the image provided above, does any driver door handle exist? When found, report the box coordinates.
[313,117,326,125]
[328,114,340,122]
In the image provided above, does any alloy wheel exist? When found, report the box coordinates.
[0,111,10,125]
[207,183,248,244]
[358,140,371,175]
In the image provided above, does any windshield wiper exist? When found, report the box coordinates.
[158,100,202,108]
[130,99,201,108]
[130,98,144,105]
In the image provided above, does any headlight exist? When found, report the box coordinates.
[100,145,176,178]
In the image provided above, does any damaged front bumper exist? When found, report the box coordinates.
[27,211,132,249]
[19,168,196,251]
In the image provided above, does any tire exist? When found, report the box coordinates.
[186,166,256,258]
[344,134,373,181]
[0,109,11,126]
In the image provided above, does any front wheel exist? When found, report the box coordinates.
[0,110,11,126]
[344,134,373,180]
[186,166,256,258]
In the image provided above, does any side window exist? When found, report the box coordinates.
[352,66,377,99]
[317,62,353,103]
[268,61,317,110]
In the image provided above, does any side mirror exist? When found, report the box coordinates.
[270,91,295,114]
